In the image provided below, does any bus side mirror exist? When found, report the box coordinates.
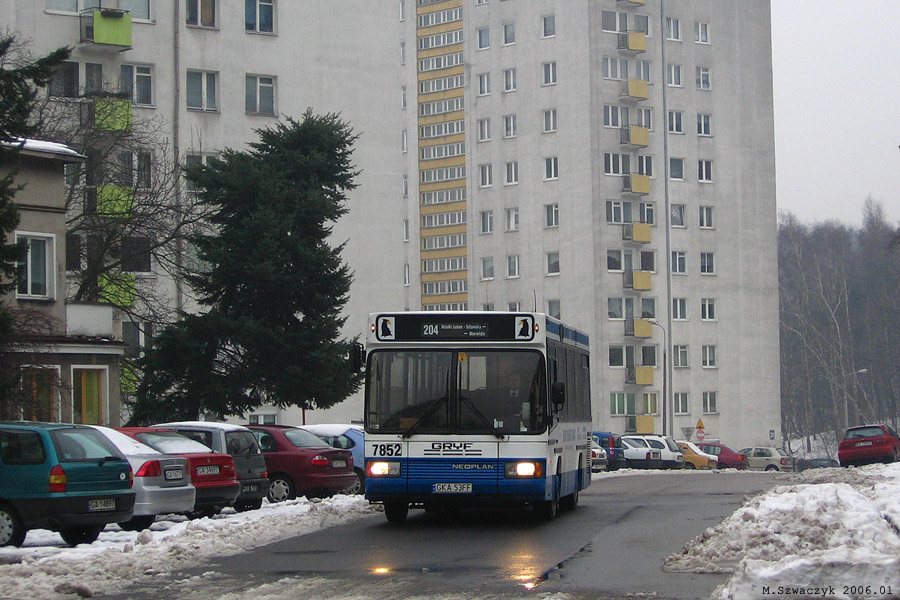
[350,342,365,373]
[551,382,566,411]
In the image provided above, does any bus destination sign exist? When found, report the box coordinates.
[375,313,536,342]
[422,322,488,339]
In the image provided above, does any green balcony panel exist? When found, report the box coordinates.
[92,10,132,47]
[99,272,136,307]
[95,98,132,131]
[97,185,134,217]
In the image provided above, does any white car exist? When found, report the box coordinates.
[623,435,683,469]
[620,437,663,469]
[590,441,609,472]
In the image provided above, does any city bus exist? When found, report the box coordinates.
[363,312,592,523]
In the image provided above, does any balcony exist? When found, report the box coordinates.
[622,222,652,243]
[624,269,652,291]
[620,125,649,148]
[98,272,136,307]
[625,318,653,338]
[93,97,132,131]
[80,8,132,51]
[620,79,648,101]
[623,173,650,195]
[97,185,134,218]
[617,0,646,5]
[617,32,647,54]
[625,366,655,386]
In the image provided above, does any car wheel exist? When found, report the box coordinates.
[59,525,104,546]
[234,499,263,512]
[118,515,156,532]
[0,503,26,548]
[384,501,408,524]
[342,469,364,495]
[267,475,295,503]
[764,465,779,472]
[186,505,221,520]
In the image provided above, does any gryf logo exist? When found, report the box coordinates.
[424,442,482,456]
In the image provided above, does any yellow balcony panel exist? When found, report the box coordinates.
[635,415,655,434]
[420,223,467,237]
[420,201,466,216]
[617,0,646,6]
[632,222,652,243]
[625,318,653,338]
[422,293,469,305]
[420,180,467,193]
[80,9,132,50]
[635,366,655,386]
[620,79,649,101]
[418,64,463,82]
[418,156,466,171]
[418,110,465,126]
[417,88,465,103]
[97,184,134,217]
[417,134,466,148]
[94,97,132,131]
[98,272,136,307]
[617,31,646,53]
[422,271,468,283]
[417,0,463,16]
[623,173,650,195]
[620,125,649,147]
[632,270,652,290]
[417,44,464,60]
[420,247,467,260]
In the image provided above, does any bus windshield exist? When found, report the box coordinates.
[366,350,547,435]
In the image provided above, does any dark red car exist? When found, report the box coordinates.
[247,425,356,503]
[839,424,900,467]
[118,427,240,517]
[697,443,748,470]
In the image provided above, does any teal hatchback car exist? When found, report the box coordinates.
[0,422,136,547]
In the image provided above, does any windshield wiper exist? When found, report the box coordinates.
[98,455,125,466]
[402,395,450,439]
[458,395,505,440]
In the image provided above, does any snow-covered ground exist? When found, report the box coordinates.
[4,466,900,600]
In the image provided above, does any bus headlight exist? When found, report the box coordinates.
[368,460,401,477]
[505,461,543,478]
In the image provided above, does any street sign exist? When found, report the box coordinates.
[696,428,706,441]
[696,419,705,430]
[681,426,695,441]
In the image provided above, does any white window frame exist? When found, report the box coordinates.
[543,108,558,133]
[503,22,516,45]
[670,204,685,227]
[481,257,494,280]
[703,391,717,414]
[503,68,517,92]
[672,297,688,321]
[477,27,490,50]
[15,232,56,300]
[672,250,687,274]
[700,252,715,275]
[669,157,684,181]
[696,67,711,90]
[542,14,556,38]
[544,156,559,180]
[503,114,517,138]
[702,345,717,368]
[186,0,217,28]
[546,251,560,275]
[120,63,153,106]
[673,345,689,368]
[668,110,684,134]
[701,298,716,321]
[478,72,491,96]
[699,159,713,183]
[667,64,682,87]
[480,210,494,234]
[186,69,218,112]
[674,392,689,415]
[506,207,519,232]
[505,161,519,185]
[542,61,557,86]
[245,0,275,34]
[665,17,681,41]
[637,107,652,130]
[545,203,559,228]
[245,74,276,116]
[507,254,519,278]
[477,117,491,142]
[699,205,714,229]
[697,113,712,136]
[694,21,710,44]
[479,163,493,188]
[602,57,628,81]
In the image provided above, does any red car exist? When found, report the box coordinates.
[697,443,748,470]
[247,425,356,503]
[118,427,241,517]
[839,424,900,467]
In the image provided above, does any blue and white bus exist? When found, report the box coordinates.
[363,312,592,523]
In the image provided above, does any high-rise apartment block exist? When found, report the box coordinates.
[4,1,780,446]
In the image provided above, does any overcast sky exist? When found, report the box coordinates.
[771,0,900,226]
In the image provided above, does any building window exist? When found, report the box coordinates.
[508,301,520,311]
[481,257,494,280]
[604,153,630,176]
[604,104,629,128]
[641,297,656,319]
[667,64,682,87]
[696,67,711,90]
[401,129,408,153]
[400,0,406,19]
[401,86,407,109]
[639,201,655,225]
[668,110,683,134]
[695,21,710,44]
[672,251,687,274]
[635,60,651,82]
[186,70,218,111]
[123,321,153,359]
[672,298,687,321]
[506,207,519,231]
[610,392,635,416]
[640,250,655,272]
[674,392,689,415]
[503,68,517,92]
[633,14,650,35]
[49,61,79,98]
[16,233,54,299]
[121,236,152,272]
[503,22,516,45]
[542,14,556,38]
[703,391,717,414]
[73,368,105,425]
[606,200,632,224]
[547,299,561,319]
[601,11,627,33]
[478,72,491,96]
[245,74,275,115]
[546,252,560,275]
[503,114,517,138]
[673,345,689,368]
[402,175,408,197]
[505,161,519,185]
[119,0,150,19]
[403,219,409,241]
[637,107,652,130]
[702,345,717,368]
[477,27,490,50]
[545,203,559,227]
[479,164,493,187]
[507,254,519,278]
[669,157,684,180]
[638,155,653,177]
[701,298,716,321]
[544,156,559,180]
[482,303,494,311]
[700,252,715,275]
[608,297,628,320]
[249,413,277,425]
[120,64,153,106]
[480,211,494,234]
[602,57,628,80]
[697,113,712,136]
[400,42,406,65]
[542,61,557,85]
[607,249,626,272]
[665,17,681,41]
[699,206,714,228]
[670,204,685,227]
[641,393,658,415]
[477,117,491,142]
[543,108,558,133]
[609,345,625,368]
[246,0,274,33]
[186,0,216,27]
[698,160,713,182]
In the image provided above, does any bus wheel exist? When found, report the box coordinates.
[384,501,409,524]
[535,497,558,521]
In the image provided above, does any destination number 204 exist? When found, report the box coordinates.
[371,443,402,457]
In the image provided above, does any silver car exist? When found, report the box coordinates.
[92,427,195,531]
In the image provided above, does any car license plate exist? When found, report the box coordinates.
[856,441,873,447]
[164,469,183,481]
[196,465,220,476]
[433,482,472,493]
[88,498,116,512]
[241,484,259,493]
[332,459,346,468]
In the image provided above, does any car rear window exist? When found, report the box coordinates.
[136,431,212,454]
[284,429,331,448]
[225,431,261,455]
[844,426,886,440]
[51,428,125,462]
[0,430,46,465]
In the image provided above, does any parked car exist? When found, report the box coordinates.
[632,434,684,469]
[738,446,795,471]
[0,422,135,547]
[696,443,748,470]
[592,431,627,471]
[248,425,356,502]
[92,426,194,531]
[590,441,609,472]
[796,457,840,471]
[677,441,718,470]
[300,424,365,494]
[154,422,268,511]
[838,424,900,467]
[119,427,240,518]
[620,437,663,469]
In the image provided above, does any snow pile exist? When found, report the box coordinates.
[0,495,378,600]
[665,464,900,599]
